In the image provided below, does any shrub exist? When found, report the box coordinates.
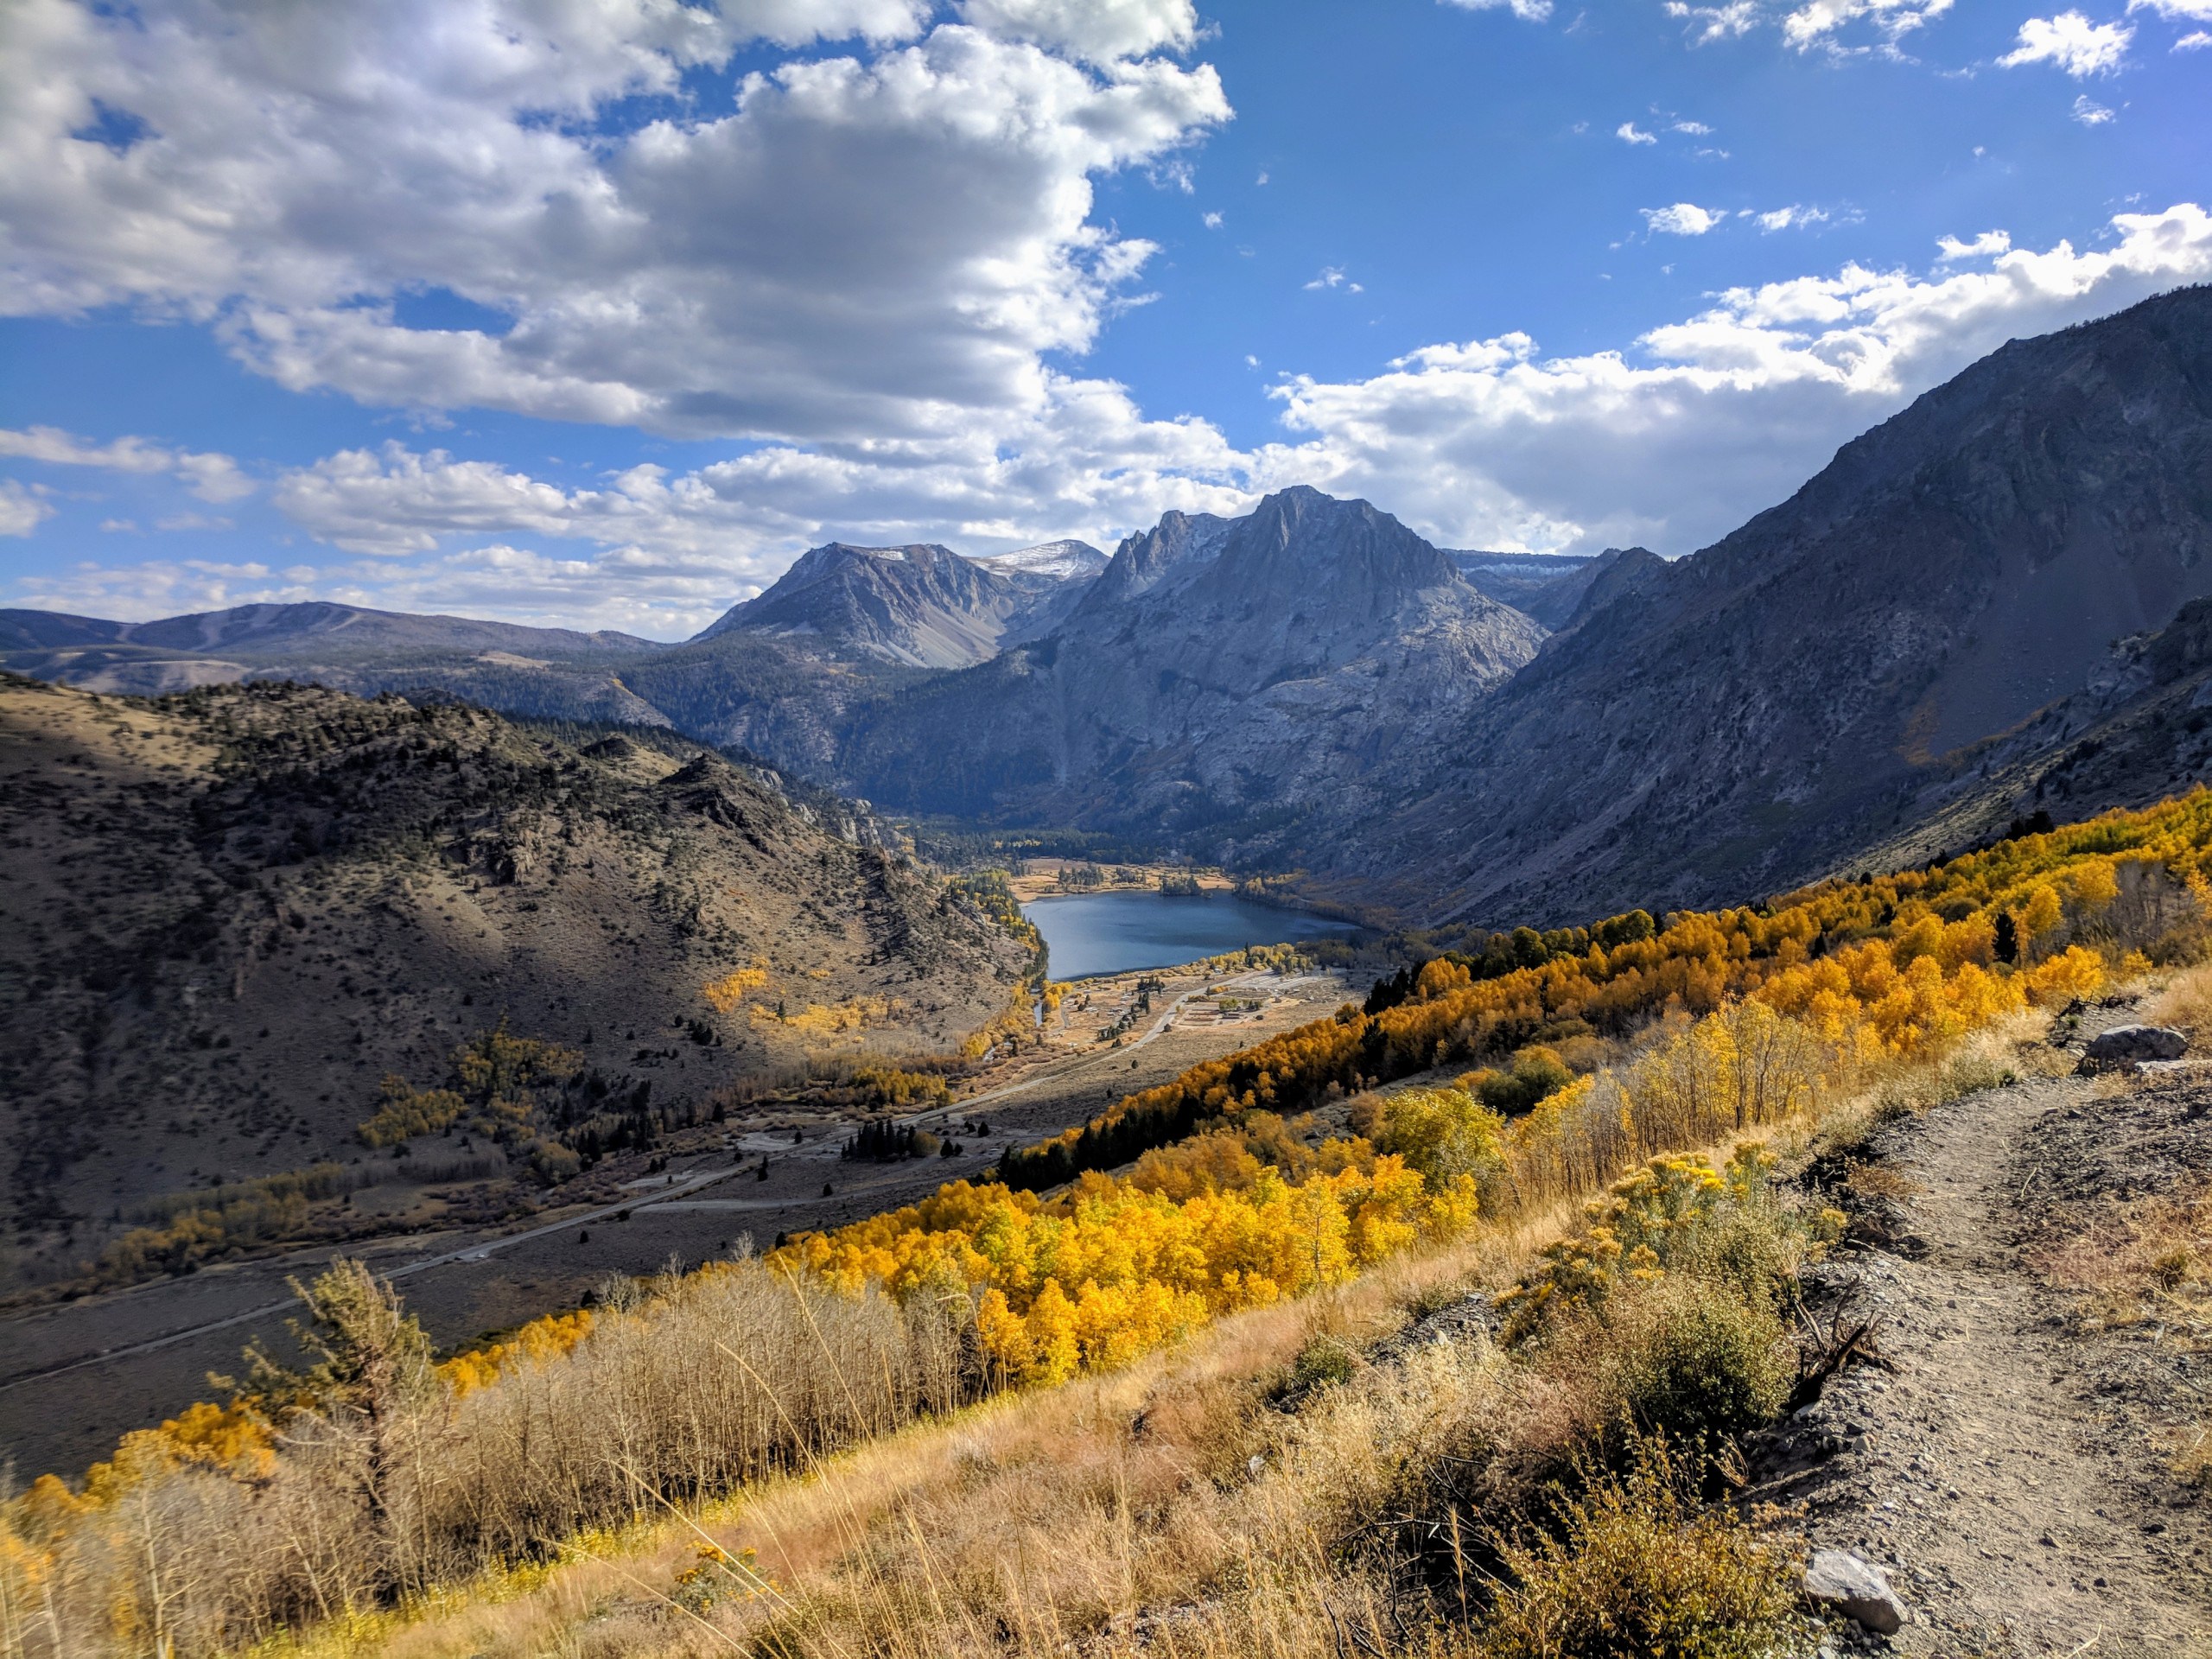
[1592,1277,1793,1446]
[1463,1046,1576,1115]
[1479,1437,1809,1659]
[1288,1333,1358,1394]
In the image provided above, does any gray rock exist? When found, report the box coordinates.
[2080,1024,2190,1071]
[1804,1548,1906,1635]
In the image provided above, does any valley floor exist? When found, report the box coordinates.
[0,969,1349,1479]
[1755,1045,2212,1652]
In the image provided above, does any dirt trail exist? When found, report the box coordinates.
[1760,1066,2212,1655]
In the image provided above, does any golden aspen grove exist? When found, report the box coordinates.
[4,790,2209,1656]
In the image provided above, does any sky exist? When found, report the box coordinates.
[0,0,2207,640]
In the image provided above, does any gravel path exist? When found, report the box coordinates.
[1757,1066,2211,1655]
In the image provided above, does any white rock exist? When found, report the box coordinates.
[1804,1548,1906,1635]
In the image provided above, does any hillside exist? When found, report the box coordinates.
[1320,284,2212,925]
[10,783,2209,1656]
[833,486,1548,833]
[0,674,1033,1294]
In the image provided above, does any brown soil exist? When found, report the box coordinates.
[1755,1051,2212,1654]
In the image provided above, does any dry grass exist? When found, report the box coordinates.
[4,1001,1980,1659]
[2034,1181,2212,1329]
[202,1140,1828,1659]
[2146,959,2212,1039]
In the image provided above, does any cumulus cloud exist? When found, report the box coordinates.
[251,372,1262,634]
[2128,0,2212,18]
[0,1,1227,448]
[1643,202,1726,235]
[2179,28,2212,43]
[1937,229,2012,260]
[1304,267,1363,292]
[2071,92,2118,122]
[1262,204,2212,558]
[0,480,53,537]
[957,0,1196,63]
[0,425,253,501]
[212,203,2212,628]
[1999,11,2133,73]
[1617,121,1660,144]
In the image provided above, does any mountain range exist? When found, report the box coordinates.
[8,285,2212,925]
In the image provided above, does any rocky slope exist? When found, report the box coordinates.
[0,674,1031,1293]
[833,487,1548,836]
[693,539,1097,669]
[1320,284,2212,925]
[1447,549,1604,626]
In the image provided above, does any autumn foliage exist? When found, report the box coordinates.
[8,791,2211,1656]
[996,791,2196,1189]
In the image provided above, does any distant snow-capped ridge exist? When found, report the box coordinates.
[977,539,1109,581]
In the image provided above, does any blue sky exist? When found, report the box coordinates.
[1,0,2206,638]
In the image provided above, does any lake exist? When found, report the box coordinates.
[1020,890,1359,980]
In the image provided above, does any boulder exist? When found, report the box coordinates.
[2079,1025,2190,1072]
[1803,1548,1905,1635]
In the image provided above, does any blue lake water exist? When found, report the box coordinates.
[1021,891,1359,980]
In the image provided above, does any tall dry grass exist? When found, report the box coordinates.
[0,1261,978,1656]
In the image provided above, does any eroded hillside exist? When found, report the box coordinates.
[0,674,1032,1292]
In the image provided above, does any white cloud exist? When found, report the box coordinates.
[254,373,1262,634]
[154,512,235,532]
[1440,0,1556,21]
[2071,93,2118,122]
[1664,0,1765,41]
[1999,11,2133,73]
[1203,211,1223,227]
[0,2,1228,451]
[0,425,253,501]
[1757,205,1830,232]
[1304,267,1363,292]
[1672,120,1714,135]
[957,0,1196,64]
[0,480,53,537]
[1262,204,2212,559]
[1617,121,1659,144]
[2128,0,2212,18]
[1783,0,1954,49]
[2179,28,2212,43]
[1937,230,2012,260]
[1643,202,1726,236]
[242,204,2212,621]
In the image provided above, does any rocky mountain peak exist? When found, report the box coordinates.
[692,538,1089,669]
[1198,486,1463,614]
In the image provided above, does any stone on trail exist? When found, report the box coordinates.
[1803,1548,1906,1634]
[2078,1024,2190,1072]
